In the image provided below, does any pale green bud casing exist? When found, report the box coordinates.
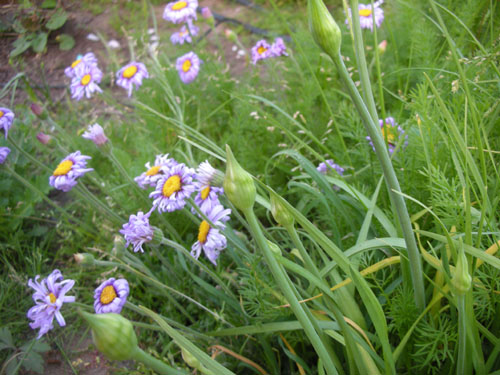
[308,0,342,58]
[73,253,95,266]
[270,193,294,228]
[223,145,256,212]
[267,240,282,256]
[451,245,472,296]
[111,235,126,258]
[80,311,138,361]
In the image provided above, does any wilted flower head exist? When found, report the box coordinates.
[0,107,14,139]
[30,103,44,117]
[191,204,231,265]
[27,269,75,339]
[196,160,224,187]
[163,0,198,24]
[0,147,11,164]
[36,132,51,145]
[94,278,129,314]
[116,62,149,97]
[134,153,177,189]
[70,64,103,101]
[346,0,384,31]
[120,211,154,253]
[366,117,408,155]
[317,159,344,175]
[65,52,98,78]
[270,37,288,57]
[201,7,212,19]
[170,20,200,45]
[251,40,272,65]
[82,123,108,146]
[176,51,201,84]
[150,163,196,213]
[49,151,93,192]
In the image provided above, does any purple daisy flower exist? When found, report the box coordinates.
[120,211,154,253]
[94,278,129,314]
[0,107,14,139]
[251,40,272,65]
[27,269,75,339]
[366,117,408,155]
[70,64,103,101]
[176,51,201,84]
[192,184,224,215]
[191,204,231,265]
[0,147,10,164]
[317,160,344,175]
[163,0,198,24]
[134,153,177,189]
[82,123,108,146]
[116,62,149,97]
[64,52,99,78]
[150,162,196,213]
[170,20,200,45]
[346,0,384,31]
[270,37,288,57]
[49,151,93,192]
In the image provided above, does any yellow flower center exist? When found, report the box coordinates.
[122,65,138,79]
[180,29,189,37]
[71,59,82,68]
[81,74,91,86]
[198,220,210,244]
[53,160,74,176]
[162,175,181,197]
[359,8,372,17]
[100,285,117,305]
[257,46,267,55]
[146,165,161,176]
[0,110,4,118]
[201,186,211,200]
[172,1,187,10]
[381,124,396,145]
[182,59,192,72]
[49,293,56,303]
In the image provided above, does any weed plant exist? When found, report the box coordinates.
[1,0,499,374]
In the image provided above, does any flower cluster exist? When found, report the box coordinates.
[251,37,289,65]
[346,0,384,31]
[366,117,408,155]
[66,52,103,101]
[27,270,130,338]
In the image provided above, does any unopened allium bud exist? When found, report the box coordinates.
[451,245,472,296]
[80,311,138,361]
[74,253,95,266]
[270,193,294,228]
[223,145,256,212]
[36,132,51,145]
[308,0,342,57]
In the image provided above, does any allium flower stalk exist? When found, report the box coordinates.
[150,163,196,213]
[176,52,201,84]
[49,151,93,192]
[116,62,149,97]
[64,52,99,78]
[191,204,231,265]
[70,64,103,101]
[0,107,14,139]
[163,0,198,24]
[94,278,129,314]
[27,269,75,339]
[134,153,177,189]
[0,147,10,164]
[120,211,154,253]
[82,123,108,146]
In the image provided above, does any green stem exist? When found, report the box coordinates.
[244,208,340,375]
[133,347,188,375]
[75,184,123,224]
[332,51,425,310]
[456,295,468,375]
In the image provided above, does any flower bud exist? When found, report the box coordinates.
[267,240,282,256]
[308,0,342,57]
[74,253,95,266]
[223,145,256,212]
[378,40,387,54]
[111,235,126,258]
[80,311,138,361]
[151,226,165,246]
[451,244,472,296]
[270,193,294,228]
[36,132,51,145]
[30,103,47,119]
[224,29,238,43]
